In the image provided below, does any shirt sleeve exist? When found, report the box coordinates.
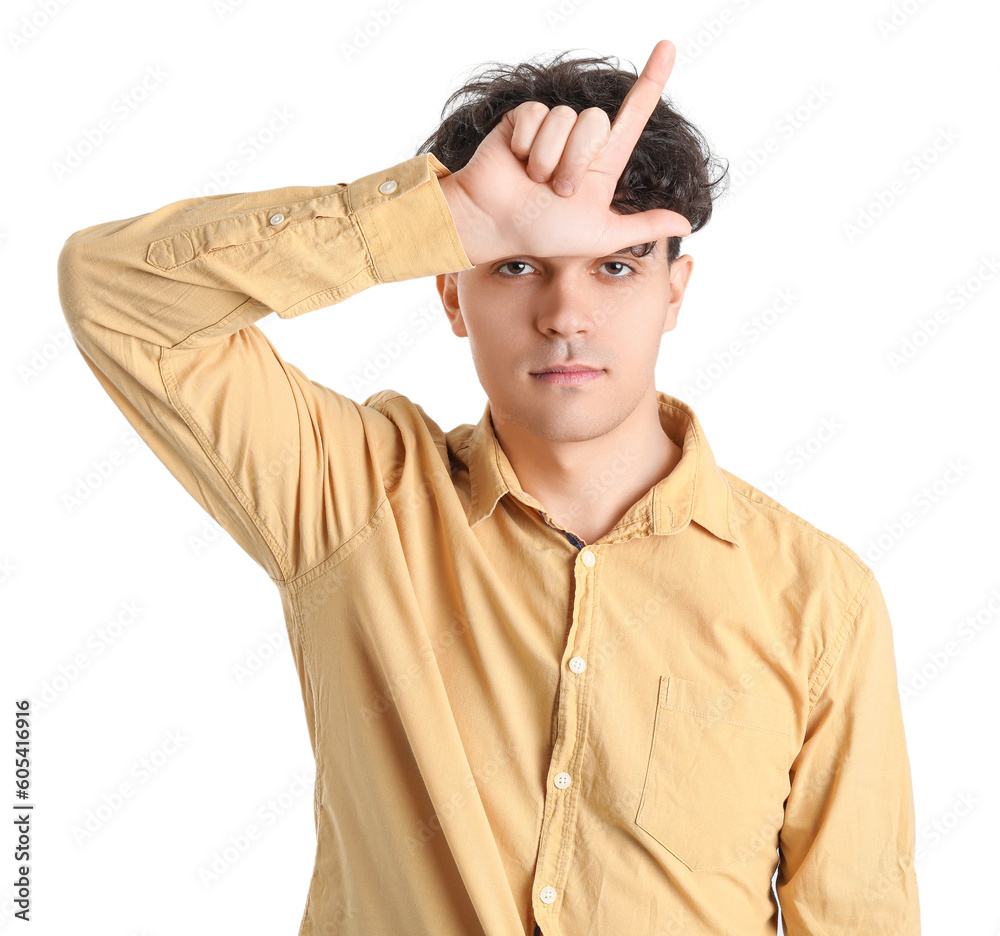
[56,152,474,584]
[776,569,921,933]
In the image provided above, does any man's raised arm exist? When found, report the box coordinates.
[56,153,473,583]
[55,37,691,584]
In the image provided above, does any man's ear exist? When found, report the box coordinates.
[436,272,468,338]
[663,253,694,334]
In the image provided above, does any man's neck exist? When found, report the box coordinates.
[491,392,682,546]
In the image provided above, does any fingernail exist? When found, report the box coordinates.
[553,179,573,196]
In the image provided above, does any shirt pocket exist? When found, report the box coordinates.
[635,674,794,872]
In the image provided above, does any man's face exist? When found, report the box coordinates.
[436,238,694,443]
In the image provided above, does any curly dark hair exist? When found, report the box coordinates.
[414,48,729,265]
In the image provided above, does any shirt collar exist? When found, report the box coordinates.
[465,390,742,547]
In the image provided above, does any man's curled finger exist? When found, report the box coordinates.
[552,107,612,197]
[508,101,551,162]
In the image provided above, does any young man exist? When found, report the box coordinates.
[57,39,919,936]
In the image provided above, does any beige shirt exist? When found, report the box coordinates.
[57,150,920,935]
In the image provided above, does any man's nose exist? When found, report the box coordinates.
[533,276,600,337]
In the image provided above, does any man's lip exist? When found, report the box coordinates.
[530,366,602,374]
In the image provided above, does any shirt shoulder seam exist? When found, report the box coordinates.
[285,493,392,590]
[806,567,877,709]
[726,481,869,578]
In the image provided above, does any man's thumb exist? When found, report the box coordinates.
[609,207,692,249]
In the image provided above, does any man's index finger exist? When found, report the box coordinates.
[601,40,676,178]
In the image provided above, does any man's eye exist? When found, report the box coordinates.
[493,260,637,278]
[495,261,536,276]
[599,261,637,277]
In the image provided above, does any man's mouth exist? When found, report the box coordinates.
[530,363,602,374]
[531,366,605,385]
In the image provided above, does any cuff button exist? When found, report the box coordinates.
[269,213,285,225]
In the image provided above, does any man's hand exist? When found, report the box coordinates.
[438,39,692,267]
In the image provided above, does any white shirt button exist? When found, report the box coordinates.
[554,772,572,789]
[569,656,586,674]
[540,886,557,904]
[269,213,285,225]
[378,179,398,195]
[581,549,595,567]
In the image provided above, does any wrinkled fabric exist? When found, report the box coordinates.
[56,151,920,935]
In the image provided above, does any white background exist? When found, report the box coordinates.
[2,0,997,932]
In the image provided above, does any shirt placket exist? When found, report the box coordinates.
[531,510,601,935]
[535,507,585,551]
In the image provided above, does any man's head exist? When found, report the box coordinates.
[416,48,728,444]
